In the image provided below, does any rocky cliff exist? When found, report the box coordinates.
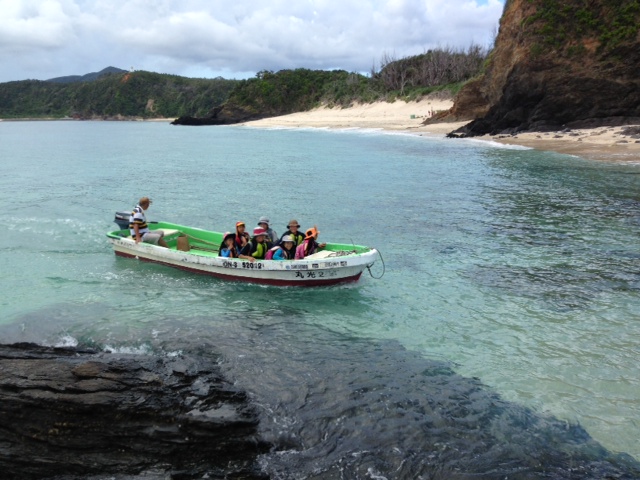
[432,0,640,135]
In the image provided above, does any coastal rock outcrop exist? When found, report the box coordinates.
[430,0,640,136]
[0,343,268,479]
[171,104,264,126]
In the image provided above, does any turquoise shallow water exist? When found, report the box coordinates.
[0,121,639,470]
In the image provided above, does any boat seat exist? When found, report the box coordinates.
[125,228,181,240]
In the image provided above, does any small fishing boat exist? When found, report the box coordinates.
[107,214,379,286]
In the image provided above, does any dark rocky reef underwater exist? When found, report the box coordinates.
[0,343,268,479]
[2,338,640,479]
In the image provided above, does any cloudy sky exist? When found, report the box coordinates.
[0,0,505,83]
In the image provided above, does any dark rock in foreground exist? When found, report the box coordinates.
[0,343,269,480]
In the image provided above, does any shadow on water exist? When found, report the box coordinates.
[2,308,640,478]
[191,323,640,479]
[135,321,640,477]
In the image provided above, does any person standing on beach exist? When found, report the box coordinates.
[129,197,168,247]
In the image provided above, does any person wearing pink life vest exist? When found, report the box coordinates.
[267,235,296,260]
[295,226,326,259]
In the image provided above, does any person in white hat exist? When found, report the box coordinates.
[271,235,296,260]
[257,216,278,244]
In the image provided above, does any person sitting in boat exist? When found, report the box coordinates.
[219,232,239,258]
[129,197,168,247]
[241,227,272,260]
[295,226,326,259]
[257,216,278,244]
[221,231,256,262]
[234,221,250,251]
[279,219,305,246]
[270,235,296,260]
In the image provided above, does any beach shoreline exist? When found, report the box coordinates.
[241,99,640,164]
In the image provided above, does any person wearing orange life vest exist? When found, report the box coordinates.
[295,226,326,259]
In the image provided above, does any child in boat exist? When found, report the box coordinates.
[221,231,256,262]
[295,226,327,259]
[234,221,250,251]
[271,235,296,260]
[279,219,305,245]
[241,227,272,260]
[219,232,239,258]
[257,216,278,244]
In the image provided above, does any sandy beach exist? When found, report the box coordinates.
[241,98,640,163]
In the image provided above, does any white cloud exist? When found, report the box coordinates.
[0,0,504,82]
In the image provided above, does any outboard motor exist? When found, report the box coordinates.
[114,211,131,230]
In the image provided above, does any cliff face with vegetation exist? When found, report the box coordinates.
[439,0,640,135]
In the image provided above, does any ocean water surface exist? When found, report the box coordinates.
[1,121,639,477]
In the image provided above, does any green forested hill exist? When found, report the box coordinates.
[1,46,487,121]
[0,71,238,119]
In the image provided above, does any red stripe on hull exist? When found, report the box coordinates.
[114,251,363,287]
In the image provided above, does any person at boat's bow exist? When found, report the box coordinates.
[129,197,168,247]
[295,226,325,259]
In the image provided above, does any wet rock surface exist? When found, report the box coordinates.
[0,343,269,480]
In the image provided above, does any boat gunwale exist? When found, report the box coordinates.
[106,221,377,267]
